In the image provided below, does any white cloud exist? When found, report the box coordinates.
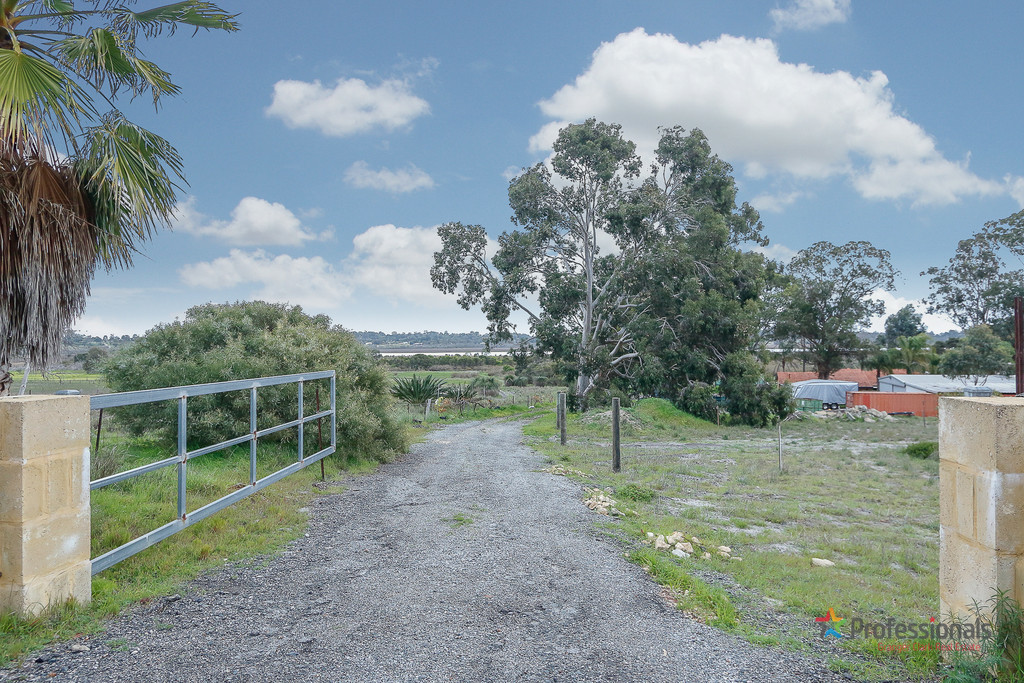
[751,191,805,213]
[179,249,352,309]
[344,161,435,193]
[770,0,850,32]
[865,290,959,334]
[751,242,798,263]
[345,224,462,307]
[1006,175,1024,207]
[266,77,429,137]
[530,29,1008,208]
[173,196,318,246]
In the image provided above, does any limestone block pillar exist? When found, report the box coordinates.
[0,395,91,616]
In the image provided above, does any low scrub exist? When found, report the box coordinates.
[904,441,939,460]
[104,301,406,463]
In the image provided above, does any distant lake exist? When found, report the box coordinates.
[375,348,511,357]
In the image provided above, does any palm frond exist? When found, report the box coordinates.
[109,2,240,40]
[0,148,96,372]
[74,113,183,268]
[0,48,94,147]
[53,28,180,103]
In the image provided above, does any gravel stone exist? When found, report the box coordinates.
[1,419,848,682]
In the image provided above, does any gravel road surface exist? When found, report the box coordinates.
[2,419,850,682]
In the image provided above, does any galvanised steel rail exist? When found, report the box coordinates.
[89,371,336,575]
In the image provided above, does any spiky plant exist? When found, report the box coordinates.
[0,1,239,395]
[390,374,447,406]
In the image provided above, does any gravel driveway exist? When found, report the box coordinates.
[2,419,849,682]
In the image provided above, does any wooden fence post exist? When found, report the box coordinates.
[557,392,567,446]
[612,397,621,473]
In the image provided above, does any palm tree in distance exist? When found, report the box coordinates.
[0,1,238,395]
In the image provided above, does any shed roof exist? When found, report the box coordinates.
[878,374,1017,394]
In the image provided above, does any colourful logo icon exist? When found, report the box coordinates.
[815,608,843,639]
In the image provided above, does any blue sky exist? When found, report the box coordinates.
[79,0,1024,336]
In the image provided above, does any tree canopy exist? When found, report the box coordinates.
[937,324,1013,385]
[923,215,1024,337]
[0,1,239,395]
[776,240,897,379]
[432,120,772,408]
[881,305,927,347]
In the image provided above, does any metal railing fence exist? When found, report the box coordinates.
[88,371,336,574]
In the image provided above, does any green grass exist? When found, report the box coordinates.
[630,548,738,628]
[443,512,475,528]
[9,370,108,395]
[0,432,367,666]
[525,397,942,681]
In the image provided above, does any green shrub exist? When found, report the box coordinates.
[720,352,795,427]
[904,441,939,459]
[678,381,719,422]
[469,373,500,395]
[617,483,656,503]
[104,301,406,463]
[391,374,447,404]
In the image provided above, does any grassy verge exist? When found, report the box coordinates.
[0,431,380,666]
[525,398,942,681]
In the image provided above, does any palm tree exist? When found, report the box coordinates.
[0,1,238,395]
[895,334,934,374]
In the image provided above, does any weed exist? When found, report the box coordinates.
[444,512,474,528]
[905,441,939,460]
[617,483,656,503]
[629,548,737,629]
[948,590,1024,682]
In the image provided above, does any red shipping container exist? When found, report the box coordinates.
[846,391,938,417]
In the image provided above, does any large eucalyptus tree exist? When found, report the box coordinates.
[431,120,769,403]
[0,1,238,395]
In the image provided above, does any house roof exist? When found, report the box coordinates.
[776,368,906,389]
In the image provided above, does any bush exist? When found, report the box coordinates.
[104,301,407,463]
[904,441,939,459]
[678,382,719,422]
[617,483,656,503]
[720,352,795,427]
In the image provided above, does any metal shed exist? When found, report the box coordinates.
[877,374,1017,394]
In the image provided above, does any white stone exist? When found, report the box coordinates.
[678,542,694,554]
[717,546,732,554]
[671,549,686,558]
[654,536,670,551]
[646,532,655,538]
[701,552,712,560]
[811,557,835,567]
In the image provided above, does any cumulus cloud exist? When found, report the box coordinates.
[345,224,466,307]
[266,77,429,137]
[530,29,1007,208]
[770,0,850,32]
[343,161,435,193]
[173,196,319,246]
[179,249,352,309]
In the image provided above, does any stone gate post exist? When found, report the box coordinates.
[0,395,91,616]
